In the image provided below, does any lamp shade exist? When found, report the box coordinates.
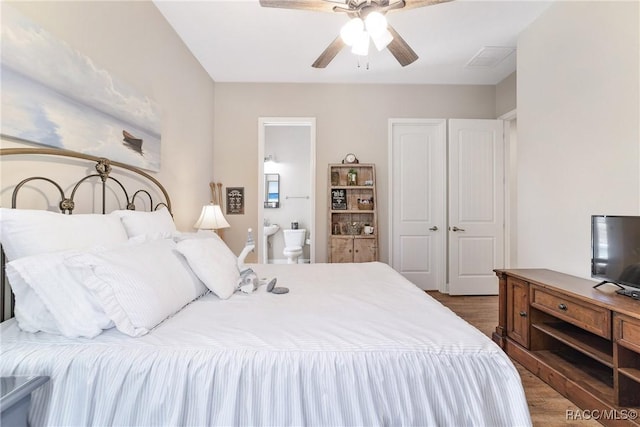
[340,17,364,46]
[371,29,393,51]
[351,30,370,56]
[364,12,387,38]
[194,204,230,230]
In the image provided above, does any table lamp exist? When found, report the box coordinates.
[194,203,230,236]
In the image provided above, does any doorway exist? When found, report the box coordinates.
[447,119,504,295]
[389,119,447,291]
[258,118,316,264]
[389,118,505,295]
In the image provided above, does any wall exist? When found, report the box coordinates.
[496,72,516,117]
[213,83,496,261]
[516,1,639,277]
[0,1,215,230]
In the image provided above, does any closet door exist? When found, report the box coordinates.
[390,119,446,290]
[448,119,504,295]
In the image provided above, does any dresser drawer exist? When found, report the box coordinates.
[614,313,640,352]
[531,285,611,339]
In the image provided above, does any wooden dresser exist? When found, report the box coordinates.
[494,269,640,426]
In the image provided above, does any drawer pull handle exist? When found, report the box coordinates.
[519,311,527,317]
[558,303,567,311]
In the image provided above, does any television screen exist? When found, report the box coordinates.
[591,215,640,289]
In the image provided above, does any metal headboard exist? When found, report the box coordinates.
[0,147,172,320]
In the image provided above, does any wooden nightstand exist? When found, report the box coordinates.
[1,376,49,427]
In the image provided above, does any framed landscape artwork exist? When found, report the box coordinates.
[0,6,162,172]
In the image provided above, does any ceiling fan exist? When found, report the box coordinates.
[259,0,451,68]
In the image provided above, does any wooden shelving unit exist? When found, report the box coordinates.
[532,322,614,367]
[614,313,640,408]
[328,164,378,263]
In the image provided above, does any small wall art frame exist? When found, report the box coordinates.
[331,188,347,210]
[226,187,245,215]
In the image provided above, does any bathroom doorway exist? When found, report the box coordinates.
[258,118,316,264]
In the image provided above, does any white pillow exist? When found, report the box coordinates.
[0,208,129,261]
[6,266,59,335]
[68,239,207,337]
[172,231,218,242]
[111,208,176,239]
[176,236,240,299]
[6,249,114,338]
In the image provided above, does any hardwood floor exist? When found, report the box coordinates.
[427,291,601,427]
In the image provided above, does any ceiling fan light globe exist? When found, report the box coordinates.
[372,28,393,51]
[340,17,364,46]
[364,11,387,38]
[351,30,370,56]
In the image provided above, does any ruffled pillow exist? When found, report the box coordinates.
[67,239,207,337]
[6,249,114,337]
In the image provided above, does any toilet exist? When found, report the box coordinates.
[283,229,306,264]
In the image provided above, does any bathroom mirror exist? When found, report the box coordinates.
[264,173,280,208]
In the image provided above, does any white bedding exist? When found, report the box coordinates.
[0,262,531,426]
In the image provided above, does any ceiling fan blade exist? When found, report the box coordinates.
[259,0,340,13]
[387,25,418,67]
[312,35,345,68]
[400,0,453,11]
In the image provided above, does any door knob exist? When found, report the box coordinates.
[429,226,438,231]
[451,226,466,232]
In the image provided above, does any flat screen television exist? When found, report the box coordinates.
[591,215,640,293]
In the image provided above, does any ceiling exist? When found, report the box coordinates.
[154,0,553,85]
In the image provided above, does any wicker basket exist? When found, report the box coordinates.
[357,200,374,210]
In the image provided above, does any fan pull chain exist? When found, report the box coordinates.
[356,58,370,70]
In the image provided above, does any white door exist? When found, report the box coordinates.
[390,119,446,290]
[448,119,504,295]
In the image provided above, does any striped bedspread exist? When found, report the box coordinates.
[0,262,531,426]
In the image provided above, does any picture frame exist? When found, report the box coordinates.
[1,7,162,172]
[226,187,244,215]
[331,188,347,210]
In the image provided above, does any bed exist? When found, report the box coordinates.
[0,148,532,426]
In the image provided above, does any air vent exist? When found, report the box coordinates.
[465,46,515,68]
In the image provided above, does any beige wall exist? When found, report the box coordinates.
[516,1,639,277]
[496,72,516,117]
[213,83,496,261]
[1,1,520,266]
[0,1,215,230]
